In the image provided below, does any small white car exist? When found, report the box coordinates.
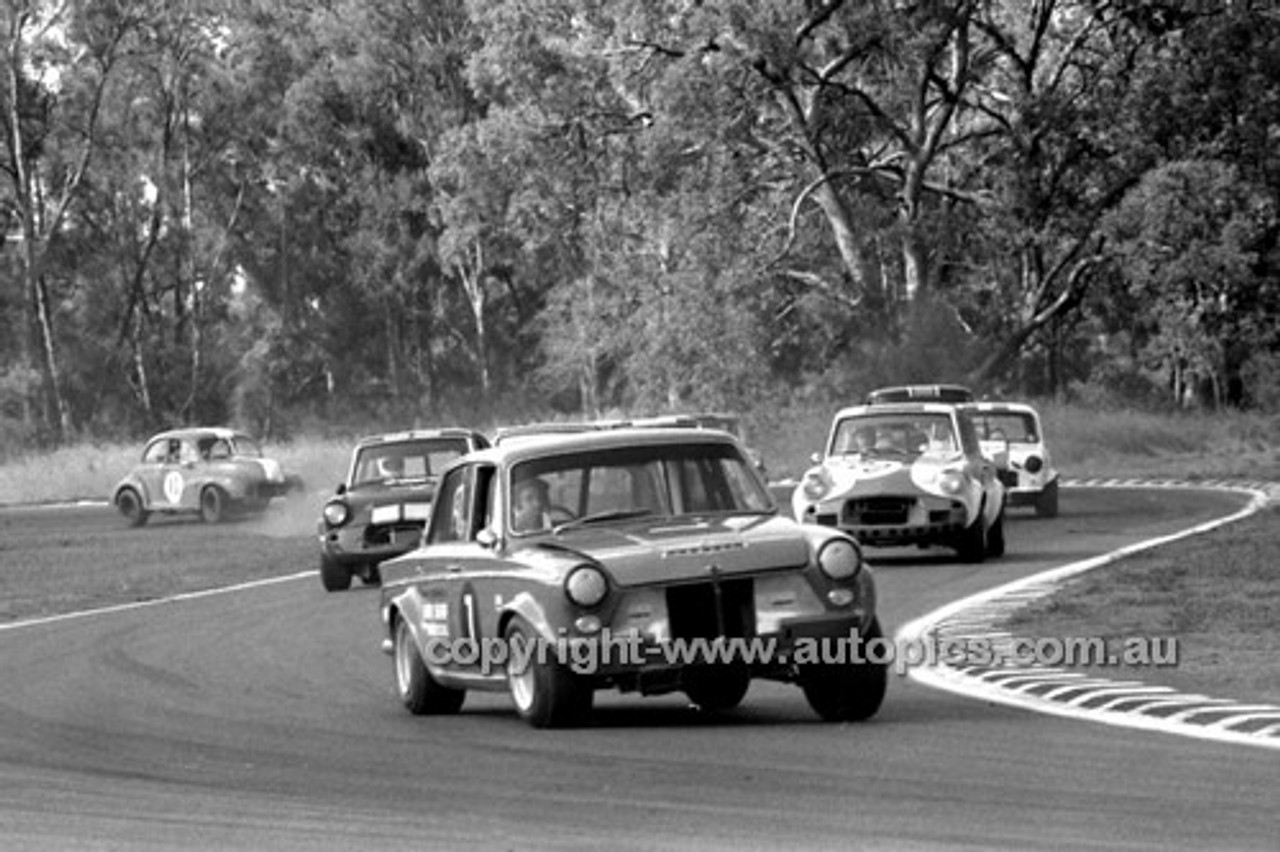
[793,401,1006,562]
[965,401,1059,517]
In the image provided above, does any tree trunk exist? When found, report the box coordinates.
[32,272,72,439]
[456,241,490,396]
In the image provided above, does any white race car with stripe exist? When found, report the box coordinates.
[793,401,1006,562]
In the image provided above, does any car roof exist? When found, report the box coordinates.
[353,428,484,449]
[833,402,963,420]
[146,426,245,443]
[866,384,975,404]
[491,419,631,444]
[964,401,1042,417]
[464,426,739,466]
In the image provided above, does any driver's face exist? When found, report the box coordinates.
[514,483,545,528]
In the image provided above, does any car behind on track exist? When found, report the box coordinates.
[112,427,302,527]
[318,428,490,591]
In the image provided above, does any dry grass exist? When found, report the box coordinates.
[1001,503,1280,705]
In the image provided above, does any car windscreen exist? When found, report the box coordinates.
[354,438,471,486]
[510,442,772,527]
[969,412,1038,443]
[830,413,957,456]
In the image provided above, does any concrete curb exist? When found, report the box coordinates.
[897,478,1280,751]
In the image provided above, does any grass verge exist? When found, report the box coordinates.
[998,502,1280,706]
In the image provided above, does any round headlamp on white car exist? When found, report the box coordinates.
[801,468,833,501]
[1024,455,1043,473]
[565,565,609,608]
[322,501,350,527]
[817,538,862,580]
[936,469,966,495]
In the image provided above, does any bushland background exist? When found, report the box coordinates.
[2,2,1280,459]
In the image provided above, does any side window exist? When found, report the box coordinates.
[179,439,200,464]
[427,467,470,545]
[143,441,168,464]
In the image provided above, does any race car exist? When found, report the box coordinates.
[965,400,1059,517]
[112,427,302,526]
[379,426,885,727]
[318,428,490,591]
[792,401,1006,562]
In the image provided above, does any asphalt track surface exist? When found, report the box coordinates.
[0,488,1277,851]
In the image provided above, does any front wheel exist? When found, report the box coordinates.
[200,486,227,523]
[1036,479,1060,518]
[116,488,149,528]
[319,554,352,592]
[800,618,888,722]
[504,618,592,728]
[954,513,988,563]
[986,508,1006,558]
[394,617,465,715]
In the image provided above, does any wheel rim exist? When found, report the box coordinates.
[394,621,414,697]
[202,490,219,520]
[506,631,535,712]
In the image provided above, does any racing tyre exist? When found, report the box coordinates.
[1036,479,1060,518]
[200,485,227,524]
[319,554,352,592]
[504,618,592,728]
[116,488,149,528]
[955,514,988,563]
[394,616,465,715]
[986,508,1006,558]
[800,618,888,722]
[683,663,751,712]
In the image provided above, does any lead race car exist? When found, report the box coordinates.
[379,427,885,728]
[792,398,1006,562]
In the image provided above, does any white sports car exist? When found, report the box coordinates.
[965,401,1059,517]
[793,401,1006,562]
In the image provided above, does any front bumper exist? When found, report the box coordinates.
[320,522,423,567]
[801,493,970,546]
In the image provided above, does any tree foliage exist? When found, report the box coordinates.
[1,0,1278,447]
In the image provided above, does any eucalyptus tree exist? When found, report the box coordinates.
[0,0,144,441]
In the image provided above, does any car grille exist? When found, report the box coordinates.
[364,521,425,548]
[666,578,755,640]
[997,470,1018,488]
[844,496,913,526]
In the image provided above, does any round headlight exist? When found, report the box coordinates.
[817,538,861,580]
[1024,455,1043,473]
[565,565,608,608]
[801,470,831,501]
[936,470,966,495]
[323,501,350,527]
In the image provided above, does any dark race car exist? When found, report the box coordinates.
[318,428,490,591]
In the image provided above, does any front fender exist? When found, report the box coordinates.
[496,591,554,644]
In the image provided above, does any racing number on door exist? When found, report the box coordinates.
[162,471,184,504]
[457,582,480,643]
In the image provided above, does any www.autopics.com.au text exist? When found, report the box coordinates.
[415,629,1178,677]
